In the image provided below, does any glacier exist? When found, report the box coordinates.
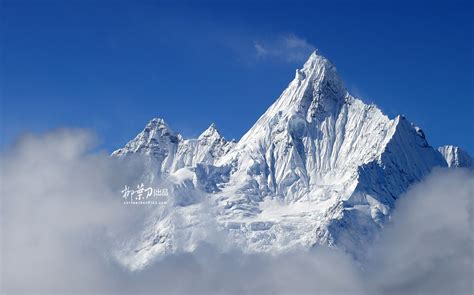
[112,50,470,270]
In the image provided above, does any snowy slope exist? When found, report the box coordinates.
[112,51,450,270]
[112,119,235,177]
[438,145,473,168]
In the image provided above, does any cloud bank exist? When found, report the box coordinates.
[1,130,472,294]
[365,168,474,295]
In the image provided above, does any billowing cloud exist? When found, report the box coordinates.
[365,168,474,295]
[0,129,149,293]
[0,129,472,294]
[254,34,316,62]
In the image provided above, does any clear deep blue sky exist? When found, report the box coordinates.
[1,0,473,153]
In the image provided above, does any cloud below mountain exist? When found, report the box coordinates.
[1,129,472,294]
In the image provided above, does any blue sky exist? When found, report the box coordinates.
[2,0,473,153]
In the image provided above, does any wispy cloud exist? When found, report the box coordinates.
[254,42,267,57]
[253,34,316,62]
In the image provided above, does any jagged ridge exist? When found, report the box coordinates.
[112,50,464,270]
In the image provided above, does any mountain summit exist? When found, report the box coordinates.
[239,50,345,141]
[112,51,463,270]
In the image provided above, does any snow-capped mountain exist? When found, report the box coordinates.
[113,51,460,270]
[438,145,473,168]
[112,119,235,182]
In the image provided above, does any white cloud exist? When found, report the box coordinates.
[365,168,474,295]
[1,130,472,294]
[254,42,267,57]
[0,129,149,293]
[253,34,316,62]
